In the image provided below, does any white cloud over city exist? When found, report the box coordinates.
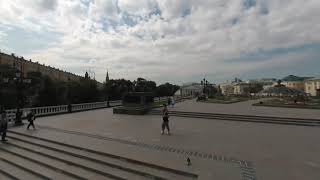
[0,0,320,84]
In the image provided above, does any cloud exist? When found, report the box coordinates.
[118,0,158,17]
[88,0,119,22]
[157,0,191,19]
[0,0,320,84]
[0,31,7,40]
[35,0,58,11]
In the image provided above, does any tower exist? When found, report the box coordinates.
[106,70,109,83]
[85,71,89,79]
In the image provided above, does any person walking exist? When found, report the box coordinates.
[15,108,23,125]
[67,104,72,113]
[0,109,8,142]
[27,110,36,130]
[161,104,170,135]
[161,112,170,135]
[171,97,175,108]
[162,104,168,115]
[167,98,171,107]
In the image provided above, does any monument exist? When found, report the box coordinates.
[113,92,154,115]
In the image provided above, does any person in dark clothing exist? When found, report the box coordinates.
[161,112,170,135]
[162,104,168,115]
[15,108,23,125]
[27,111,36,130]
[67,104,72,113]
[167,98,171,107]
[0,110,8,142]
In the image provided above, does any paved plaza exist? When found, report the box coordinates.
[4,99,320,180]
[170,99,320,119]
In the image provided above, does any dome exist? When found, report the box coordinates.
[259,86,305,96]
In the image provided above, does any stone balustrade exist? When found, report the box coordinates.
[5,100,122,122]
[4,96,190,123]
[153,96,192,104]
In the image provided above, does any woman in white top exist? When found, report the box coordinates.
[171,97,175,108]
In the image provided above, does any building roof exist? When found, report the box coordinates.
[182,85,203,90]
[182,82,199,86]
[306,76,320,81]
[282,75,312,82]
[234,82,250,86]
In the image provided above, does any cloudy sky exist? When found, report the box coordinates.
[0,0,319,84]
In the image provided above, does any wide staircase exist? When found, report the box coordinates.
[0,131,198,180]
[149,110,320,126]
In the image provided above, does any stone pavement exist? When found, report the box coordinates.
[166,99,320,119]
[6,101,320,180]
[5,100,320,180]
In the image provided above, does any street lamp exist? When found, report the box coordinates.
[14,69,31,125]
[15,69,23,125]
[202,78,207,95]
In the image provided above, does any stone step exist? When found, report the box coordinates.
[149,110,320,126]
[8,131,197,180]
[1,143,121,180]
[6,140,144,180]
[0,157,34,180]
[0,148,76,180]
[0,172,15,180]
[150,110,320,122]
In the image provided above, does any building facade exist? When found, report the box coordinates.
[305,77,320,96]
[282,75,311,92]
[220,83,234,95]
[233,83,250,95]
[0,52,81,82]
[178,83,203,97]
[282,81,305,91]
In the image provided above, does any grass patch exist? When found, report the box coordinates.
[153,100,167,106]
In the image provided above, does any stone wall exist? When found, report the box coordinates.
[0,52,81,82]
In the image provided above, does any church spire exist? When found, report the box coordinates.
[106,70,109,82]
[85,71,89,79]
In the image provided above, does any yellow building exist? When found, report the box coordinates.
[220,83,234,95]
[233,83,250,95]
[282,75,311,92]
[305,77,320,96]
[282,81,305,91]
[0,52,81,82]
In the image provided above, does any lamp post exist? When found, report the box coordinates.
[201,78,211,96]
[13,69,31,125]
[15,69,23,125]
[66,78,73,113]
[202,78,206,95]
[105,81,112,107]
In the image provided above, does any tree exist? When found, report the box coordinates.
[68,78,101,103]
[0,65,21,108]
[107,79,134,100]
[36,76,59,106]
[134,78,157,92]
[156,83,180,97]
[0,64,16,79]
